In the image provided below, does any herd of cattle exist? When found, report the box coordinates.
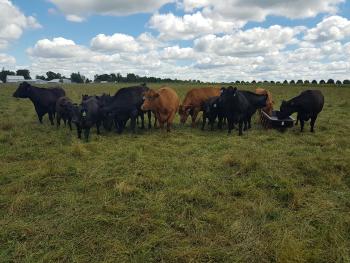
[12,82,325,141]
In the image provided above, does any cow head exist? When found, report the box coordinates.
[13,82,31,98]
[141,89,159,111]
[179,104,192,124]
[278,100,296,119]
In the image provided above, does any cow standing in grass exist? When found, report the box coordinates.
[56,96,75,130]
[141,87,179,132]
[179,87,221,127]
[278,90,324,132]
[13,81,65,125]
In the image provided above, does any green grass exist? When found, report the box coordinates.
[1,83,350,262]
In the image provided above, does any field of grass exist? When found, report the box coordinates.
[1,82,350,262]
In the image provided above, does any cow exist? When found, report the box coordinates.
[56,96,75,130]
[255,88,274,116]
[221,87,266,136]
[100,84,151,134]
[240,90,268,130]
[72,97,102,141]
[141,87,180,132]
[179,87,221,127]
[201,96,225,131]
[13,81,65,125]
[278,90,324,132]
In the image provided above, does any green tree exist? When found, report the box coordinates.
[311,80,318,84]
[16,69,31,79]
[71,72,85,83]
[327,79,335,84]
[46,71,61,81]
[36,75,46,80]
[0,68,15,83]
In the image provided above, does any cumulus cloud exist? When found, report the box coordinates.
[0,0,41,49]
[149,11,244,40]
[182,0,344,21]
[66,14,85,23]
[194,25,304,56]
[90,33,140,53]
[0,53,16,65]
[304,15,350,42]
[161,46,196,60]
[49,0,173,21]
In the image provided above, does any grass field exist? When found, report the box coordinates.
[1,83,350,262]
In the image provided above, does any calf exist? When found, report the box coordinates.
[179,87,221,127]
[201,96,225,131]
[72,97,102,141]
[241,91,268,130]
[278,90,324,132]
[13,81,65,125]
[141,87,179,132]
[56,96,75,130]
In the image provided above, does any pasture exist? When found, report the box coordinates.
[1,83,350,262]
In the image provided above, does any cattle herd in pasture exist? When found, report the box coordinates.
[12,82,325,141]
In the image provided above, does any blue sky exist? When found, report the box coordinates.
[1,0,350,81]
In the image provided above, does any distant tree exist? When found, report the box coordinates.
[71,72,85,83]
[304,80,310,84]
[296,79,303,84]
[311,80,318,84]
[276,81,281,84]
[16,69,31,80]
[327,79,335,84]
[290,80,295,84]
[110,73,117,82]
[116,73,123,82]
[46,71,61,81]
[270,81,275,84]
[319,80,326,84]
[336,80,342,85]
[344,80,350,84]
[85,78,91,84]
[283,80,288,84]
[0,68,15,83]
[36,75,46,80]
[251,80,256,84]
[126,73,138,82]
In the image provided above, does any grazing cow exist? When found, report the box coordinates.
[72,97,102,141]
[255,88,274,116]
[100,84,151,134]
[201,96,225,131]
[179,87,221,127]
[141,87,179,132]
[13,81,65,125]
[96,93,114,131]
[56,96,75,130]
[240,91,268,130]
[278,90,324,132]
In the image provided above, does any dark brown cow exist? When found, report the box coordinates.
[179,87,221,127]
[141,87,179,132]
[255,88,274,116]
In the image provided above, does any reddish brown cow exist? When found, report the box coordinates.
[141,87,179,132]
[255,88,274,116]
[179,87,221,127]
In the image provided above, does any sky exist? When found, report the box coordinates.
[0,0,350,82]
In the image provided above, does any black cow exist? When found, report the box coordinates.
[241,90,268,130]
[13,82,65,125]
[278,90,324,132]
[72,97,102,141]
[101,84,151,134]
[56,96,75,130]
[201,96,225,131]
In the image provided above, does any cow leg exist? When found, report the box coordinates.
[35,106,44,124]
[210,119,214,131]
[76,125,82,139]
[295,113,299,126]
[84,128,90,142]
[218,116,223,129]
[48,112,54,126]
[96,121,101,135]
[310,115,317,133]
[68,118,72,131]
[56,114,61,128]
[248,117,252,129]
[147,111,152,129]
[154,117,158,128]
[238,121,243,136]
[201,112,206,130]
[300,119,305,132]
[228,120,234,134]
[139,112,145,129]
[167,111,177,132]
[191,108,200,127]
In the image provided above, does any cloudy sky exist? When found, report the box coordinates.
[0,0,350,82]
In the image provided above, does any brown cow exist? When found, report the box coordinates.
[141,87,179,132]
[255,88,274,116]
[179,87,221,127]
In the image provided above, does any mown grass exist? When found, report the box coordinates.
[0,83,350,262]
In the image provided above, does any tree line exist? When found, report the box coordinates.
[1,68,349,85]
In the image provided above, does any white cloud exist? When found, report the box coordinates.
[304,15,350,42]
[161,46,196,60]
[0,53,16,65]
[149,11,244,40]
[66,14,85,23]
[182,0,344,21]
[194,25,304,56]
[0,0,41,49]
[49,0,173,21]
[90,33,140,53]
